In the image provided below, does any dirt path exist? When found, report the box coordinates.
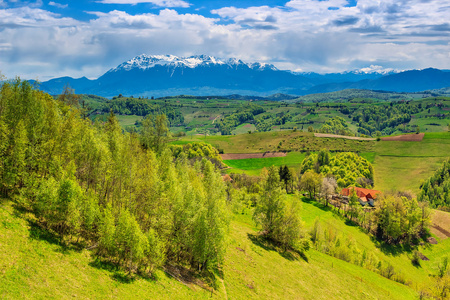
[212,114,221,124]
[220,277,228,300]
[221,152,287,160]
[314,133,376,141]
[381,133,424,141]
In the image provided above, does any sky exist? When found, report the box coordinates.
[0,0,449,80]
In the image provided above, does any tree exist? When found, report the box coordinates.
[300,170,322,200]
[141,114,170,153]
[279,165,293,193]
[0,118,9,195]
[4,120,28,191]
[374,194,429,244]
[321,177,337,206]
[254,166,284,236]
[348,189,360,221]
[254,166,309,253]
[317,149,330,167]
[58,84,80,107]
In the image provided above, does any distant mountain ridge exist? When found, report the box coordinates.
[35,54,450,97]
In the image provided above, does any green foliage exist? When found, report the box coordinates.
[140,114,170,153]
[253,166,309,253]
[168,142,223,166]
[418,158,450,209]
[299,170,322,200]
[319,116,354,136]
[215,103,265,134]
[301,151,374,188]
[352,103,420,136]
[0,79,230,276]
[375,194,430,244]
[98,97,184,125]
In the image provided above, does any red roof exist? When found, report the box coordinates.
[341,187,381,199]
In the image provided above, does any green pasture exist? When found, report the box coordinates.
[116,114,143,126]
[232,123,256,135]
[372,133,450,193]
[409,117,449,132]
[178,131,311,153]
[224,152,306,175]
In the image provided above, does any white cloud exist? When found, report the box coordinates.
[0,0,449,80]
[49,1,68,9]
[96,0,190,8]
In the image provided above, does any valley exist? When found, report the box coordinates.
[1,79,450,300]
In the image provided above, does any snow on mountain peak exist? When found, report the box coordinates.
[351,65,401,75]
[108,54,278,73]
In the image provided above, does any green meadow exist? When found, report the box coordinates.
[224,152,306,175]
[2,195,430,300]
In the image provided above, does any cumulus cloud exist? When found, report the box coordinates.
[96,0,190,8]
[0,0,449,79]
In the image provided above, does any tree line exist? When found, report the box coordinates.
[0,79,228,274]
[418,158,450,211]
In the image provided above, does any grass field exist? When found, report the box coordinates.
[1,197,427,300]
[224,152,306,175]
[0,200,210,300]
[178,131,310,153]
[178,130,450,195]
[116,115,143,126]
[232,123,256,135]
[372,132,450,193]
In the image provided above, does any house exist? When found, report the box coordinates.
[340,187,382,207]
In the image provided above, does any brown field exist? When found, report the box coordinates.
[381,133,425,141]
[220,152,287,160]
[430,209,450,240]
[314,133,375,141]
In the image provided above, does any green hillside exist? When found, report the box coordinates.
[1,197,426,299]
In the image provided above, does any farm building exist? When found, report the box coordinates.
[340,187,382,207]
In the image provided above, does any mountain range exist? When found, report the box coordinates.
[36,54,450,98]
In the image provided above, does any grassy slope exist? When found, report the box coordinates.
[224,152,306,176]
[176,131,310,153]
[373,132,450,193]
[1,197,424,300]
[0,200,209,300]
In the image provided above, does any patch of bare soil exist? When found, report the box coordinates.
[164,264,212,292]
[430,209,450,240]
[427,237,438,244]
[243,124,252,128]
[221,152,287,160]
[381,133,424,141]
[431,225,450,240]
[314,133,375,141]
[419,252,430,261]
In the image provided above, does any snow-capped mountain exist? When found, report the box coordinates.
[36,54,450,97]
[349,65,400,75]
[107,54,278,74]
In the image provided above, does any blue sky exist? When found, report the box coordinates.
[0,0,449,80]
